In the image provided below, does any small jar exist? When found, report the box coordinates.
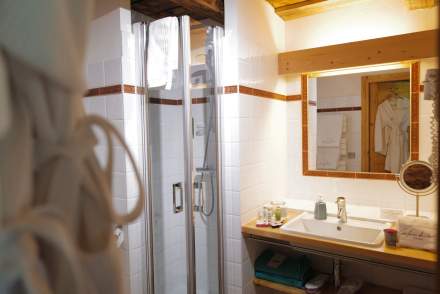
[263,205,272,225]
[274,206,282,222]
[270,201,287,221]
[384,228,398,247]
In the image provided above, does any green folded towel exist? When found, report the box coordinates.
[255,271,306,288]
[255,250,312,282]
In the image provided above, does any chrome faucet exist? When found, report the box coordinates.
[336,197,347,223]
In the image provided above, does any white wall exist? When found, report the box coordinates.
[284,0,437,51]
[222,1,288,293]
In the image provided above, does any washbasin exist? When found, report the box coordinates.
[280,212,391,247]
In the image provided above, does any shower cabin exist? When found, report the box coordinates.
[133,15,224,294]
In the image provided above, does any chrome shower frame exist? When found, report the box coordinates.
[137,16,225,294]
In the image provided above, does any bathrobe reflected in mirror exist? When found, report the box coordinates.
[374,96,410,173]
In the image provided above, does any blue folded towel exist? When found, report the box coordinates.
[255,250,312,286]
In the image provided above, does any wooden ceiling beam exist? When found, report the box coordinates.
[131,0,224,24]
[169,0,224,23]
[266,0,309,9]
[275,0,364,20]
[275,0,327,12]
[279,29,438,74]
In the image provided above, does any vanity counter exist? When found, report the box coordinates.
[242,210,437,273]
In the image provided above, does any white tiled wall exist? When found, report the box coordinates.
[222,1,287,293]
[84,7,146,294]
[223,0,438,293]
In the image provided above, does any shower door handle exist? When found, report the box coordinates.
[173,182,184,213]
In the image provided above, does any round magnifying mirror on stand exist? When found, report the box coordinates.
[397,160,437,217]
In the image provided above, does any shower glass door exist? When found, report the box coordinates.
[191,22,222,294]
[137,15,223,294]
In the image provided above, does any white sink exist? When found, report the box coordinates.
[280,212,391,247]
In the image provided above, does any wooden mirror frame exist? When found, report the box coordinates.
[301,61,420,180]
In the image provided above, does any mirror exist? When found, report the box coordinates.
[302,62,421,179]
[398,160,437,217]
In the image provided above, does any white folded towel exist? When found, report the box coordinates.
[397,216,436,251]
[147,17,179,89]
[317,114,344,147]
[317,147,340,169]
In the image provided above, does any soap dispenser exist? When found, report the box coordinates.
[314,196,327,220]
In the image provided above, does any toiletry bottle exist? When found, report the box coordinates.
[314,196,327,220]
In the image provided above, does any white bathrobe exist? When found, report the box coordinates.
[374,98,410,173]
[0,1,144,294]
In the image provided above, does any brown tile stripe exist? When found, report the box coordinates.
[317,106,362,113]
[84,84,144,97]
[149,97,208,105]
[410,62,420,161]
[287,94,302,101]
[149,98,182,105]
[223,84,302,101]
[224,85,238,94]
[84,84,207,105]
[85,84,303,103]
[239,85,286,101]
[304,170,398,180]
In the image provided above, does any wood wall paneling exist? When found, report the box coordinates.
[279,30,438,74]
[266,0,365,20]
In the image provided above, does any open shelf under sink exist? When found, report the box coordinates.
[253,278,402,294]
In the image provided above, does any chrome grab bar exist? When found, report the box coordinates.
[173,182,183,213]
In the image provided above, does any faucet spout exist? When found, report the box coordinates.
[336,197,347,223]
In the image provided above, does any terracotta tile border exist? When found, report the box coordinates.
[300,62,421,181]
[84,84,208,105]
[287,94,302,101]
[222,85,302,101]
[239,85,286,100]
[149,97,208,105]
[410,62,420,161]
[84,84,145,97]
[149,98,182,105]
[85,84,304,103]
[224,85,238,94]
[317,106,362,113]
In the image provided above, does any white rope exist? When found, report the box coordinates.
[77,114,145,224]
[0,113,145,293]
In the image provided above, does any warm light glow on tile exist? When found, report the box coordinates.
[308,62,411,77]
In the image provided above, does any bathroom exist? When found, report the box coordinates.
[0,0,438,294]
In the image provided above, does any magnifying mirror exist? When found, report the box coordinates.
[397,160,437,217]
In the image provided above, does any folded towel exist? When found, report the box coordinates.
[255,250,312,282]
[317,114,344,147]
[147,17,179,89]
[397,216,436,251]
[255,271,307,288]
[317,147,340,169]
